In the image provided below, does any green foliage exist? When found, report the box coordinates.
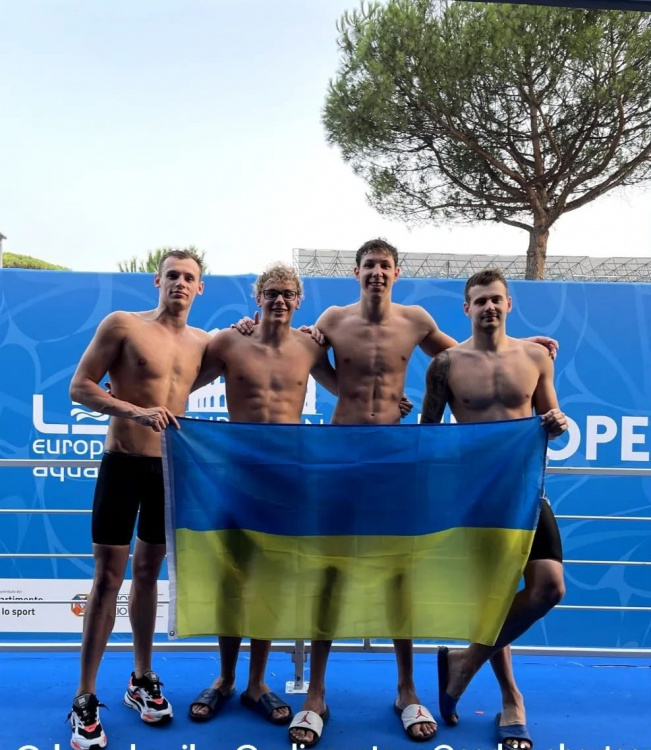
[2,252,68,270]
[325,0,651,276]
[118,246,209,274]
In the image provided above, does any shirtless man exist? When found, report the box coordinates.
[67,249,210,750]
[236,240,557,746]
[266,239,454,745]
[187,263,340,729]
[421,268,567,750]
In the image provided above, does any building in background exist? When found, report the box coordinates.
[189,375,318,417]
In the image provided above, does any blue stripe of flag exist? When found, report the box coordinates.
[165,418,547,538]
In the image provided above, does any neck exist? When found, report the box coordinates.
[360,294,393,322]
[472,326,508,351]
[260,317,292,345]
[154,303,190,329]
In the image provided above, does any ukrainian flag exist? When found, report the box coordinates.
[163,418,547,645]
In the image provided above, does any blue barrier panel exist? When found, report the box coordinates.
[0,270,649,648]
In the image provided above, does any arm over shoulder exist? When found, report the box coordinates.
[192,329,230,391]
[531,349,560,415]
[309,342,337,396]
[411,306,458,357]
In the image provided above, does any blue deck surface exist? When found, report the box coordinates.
[1,650,649,750]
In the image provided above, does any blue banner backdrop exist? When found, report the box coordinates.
[0,270,649,648]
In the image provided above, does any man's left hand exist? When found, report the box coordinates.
[528,335,559,360]
[299,325,327,346]
[541,408,567,438]
[399,395,414,419]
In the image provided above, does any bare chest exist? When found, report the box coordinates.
[451,354,539,411]
[227,342,313,394]
[331,322,416,376]
[118,330,203,383]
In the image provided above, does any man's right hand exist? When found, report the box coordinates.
[231,312,259,335]
[133,406,180,432]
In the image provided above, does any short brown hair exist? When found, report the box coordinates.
[464,268,509,303]
[254,262,304,298]
[355,238,399,268]
[158,248,204,277]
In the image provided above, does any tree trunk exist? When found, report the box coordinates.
[525,226,549,280]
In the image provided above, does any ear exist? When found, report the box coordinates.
[154,273,161,289]
[353,266,360,282]
[394,266,401,280]
[255,293,262,307]
[506,295,513,313]
[197,280,205,296]
[463,301,470,317]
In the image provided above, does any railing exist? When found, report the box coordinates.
[1,459,650,689]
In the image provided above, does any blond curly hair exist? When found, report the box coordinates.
[253,262,303,298]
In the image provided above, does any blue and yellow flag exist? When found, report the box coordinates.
[163,418,547,645]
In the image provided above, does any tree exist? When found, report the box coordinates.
[324,0,651,278]
[118,246,209,274]
[2,252,68,270]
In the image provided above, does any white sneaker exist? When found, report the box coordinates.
[68,692,108,750]
[123,670,173,724]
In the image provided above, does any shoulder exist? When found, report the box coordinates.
[400,303,429,318]
[92,310,138,338]
[205,327,240,354]
[399,304,436,326]
[425,350,453,387]
[515,337,550,363]
[188,325,212,343]
[436,340,471,366]
[427,346,458,370]
[453,339,473,353]
[290,327,316,346]
[315,304,350,332]
[291,328,325,357]
[318,304,348,322]
[186,326,213,356]
[103,310,137,327]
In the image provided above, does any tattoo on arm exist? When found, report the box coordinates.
[421,352,451,424]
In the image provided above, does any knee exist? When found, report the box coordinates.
[93,566,125,597]
[130,557,162,587]
[530,578,565,612]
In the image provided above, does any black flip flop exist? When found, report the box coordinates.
[240,690,293,725]
[437,647,460,726]
[496,712,534,749]
[188,686,235,722]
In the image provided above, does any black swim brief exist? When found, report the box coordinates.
[91,451,165,546]
[528,498,563,563]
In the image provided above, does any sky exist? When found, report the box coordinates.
[1,0,649,274]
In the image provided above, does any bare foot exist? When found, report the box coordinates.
[445,648,473,698]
